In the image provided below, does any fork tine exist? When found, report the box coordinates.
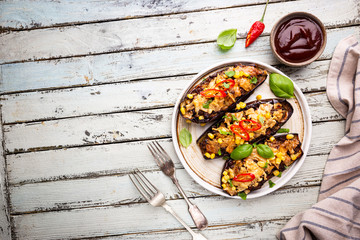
[154,141,171,160]
[134,168,158,194]
[129,174,151,202]
[131,169,156,198]
[147,144,163,167]
[151,142,168,162]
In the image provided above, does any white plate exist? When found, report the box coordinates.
[171,59,312,199]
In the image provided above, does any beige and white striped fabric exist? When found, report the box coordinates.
[277,35,360,239]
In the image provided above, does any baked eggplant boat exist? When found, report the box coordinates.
[221,133,303,197]
[197,98,293,159]
[179,64,268,123]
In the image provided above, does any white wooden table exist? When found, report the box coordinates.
[0,0,359,239]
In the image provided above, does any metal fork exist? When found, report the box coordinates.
[147,141,208,230]
[129,169,207,240]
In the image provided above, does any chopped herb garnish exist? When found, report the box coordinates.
[284,166,289,169]
[238,192,247,200]
[222,155,230,160]
[227,179,234,187]
[219,129,232,135]
[277,171,282,178]
[218,149,222,156]
[264,162,268,169]
[250,77,258,84]
[231,114,238,122]
[277,128,290,133]
[202,100,213,109]
[223,82,230,88]
[225,71,235,77]
[269,180,275,188]
[259,116,265,124]
[252,143,258,148]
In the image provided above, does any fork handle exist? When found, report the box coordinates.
[162,203,207,240]
[171,177,208,230]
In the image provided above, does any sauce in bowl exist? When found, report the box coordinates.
[274,17,324,63]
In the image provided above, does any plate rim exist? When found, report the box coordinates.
[171,58,312,199]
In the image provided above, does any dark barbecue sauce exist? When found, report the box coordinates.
[274,17,323,63]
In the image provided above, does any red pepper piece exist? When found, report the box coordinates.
[233,173,255,182]
[215,79,235,89]
[200,89,227,98]
[230,125,250,141]
[245,0,269,48]
[239,119,262,131]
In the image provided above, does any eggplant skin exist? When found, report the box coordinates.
[220,133,303,196]
[197,98,294,159]
[179,64,268,124]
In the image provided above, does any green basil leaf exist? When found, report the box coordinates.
[217,29,237,50]
[277,171,282,178]
[238,192,247,200]
[256,144,274,159]
[218,149,222,156]
[230,144,253,160]
[250,77,258,84]
[231,114,238,122]
[223,82,230,88]
[202,100,213,109]
[259,116,265,124]
[219,129,232,135]
[277,128,290,133]
[179,128,192,148]
[268,180,275,188]
[269,73,295,98]
[227,179,234,188]
[225,71,235,77]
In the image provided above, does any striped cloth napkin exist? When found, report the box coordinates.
[277,35,360,239]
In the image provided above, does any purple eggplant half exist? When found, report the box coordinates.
[221,133,303,197]
[179,64,268,124]
[197,98,293,159]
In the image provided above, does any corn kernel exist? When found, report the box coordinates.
[241,117,246,120]
[256,95,262,100]
[239,102,246,109]
[208,133,214,139]
[243,72,250,77]
[235,139,241,145]
[275,158,282,165]
[231,186,236,191]
[265,112,271,119]
[276,152,283,158]
[198,116,204,120]
[269,136,275,142]
[234,71,240,79]
[257,161,266,168]
[281,156,285,161]
[216,79,222,84]
[200,123,206,127]
[257,114,264,120]
[180,107,185,115]
[187,94,193,99]
[224,175,230,181]
[222,184,227,189]
[236,104,241,110]
[205,152,211,158]
[222,177,227,183]
[223,171,228,176]
[217,138,223,144]
[229,172,235,178]
[286,134,294,140]
[249,132,254,138]
[240,139,245,145]
[291,154,297,161]
[210,153,215,159]
[273,170,280,176]
[186,120,192,124]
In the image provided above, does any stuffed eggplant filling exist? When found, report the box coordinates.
[197,99,293,159]
[179,64,268,123]
[221,134,303,196]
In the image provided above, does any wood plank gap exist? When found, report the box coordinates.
[1,23,358,66]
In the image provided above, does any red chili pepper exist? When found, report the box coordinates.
[239,119,262,131]
[200,89,227,98]
[233,173,255,182]
[245,0,269,48]
[215,79,235,89]
[230,125,250,141]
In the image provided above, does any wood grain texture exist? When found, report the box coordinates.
[1,26,357,94]
[0,0,278,30]
[12,186,319,240]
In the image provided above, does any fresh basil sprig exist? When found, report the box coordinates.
[230,144,253,160]
[256,144,274,159]
[179,128,192,148]
[217,29,237,50]
[269,73,294,98]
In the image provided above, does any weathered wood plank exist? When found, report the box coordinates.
[1,26,356,93]
[9,154,327,214]
[0,116,11,239]
[1,61,339,124]
[12,186,319,240]
[0,0,278,30]
[3,106,345,153]
[1,0,359,63]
